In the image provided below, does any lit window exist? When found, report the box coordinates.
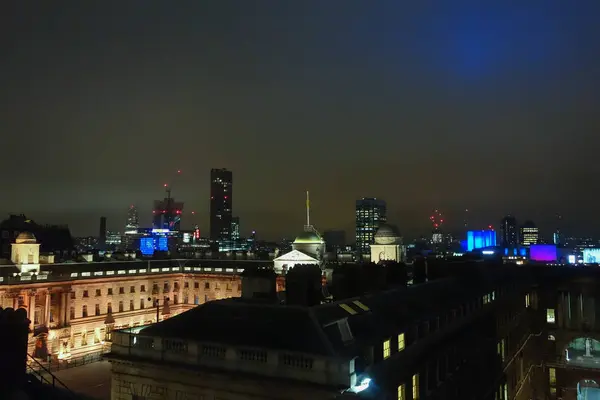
[397,384,406,400]
[383,339,391,359]
[525,294,530,308]
[412,374,419,399]
[497,339,505,362]
[549,367,556,385]
[546,309,556,323]
[398,333,405,351]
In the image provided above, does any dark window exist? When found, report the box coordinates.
[82,305,88,318]
[95,304,100,316]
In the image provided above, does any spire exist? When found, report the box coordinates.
[304,191,315,233]
[306,190,310,226]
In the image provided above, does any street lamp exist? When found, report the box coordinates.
[148,297,170,323]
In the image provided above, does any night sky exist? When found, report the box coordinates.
[1,1,599,240]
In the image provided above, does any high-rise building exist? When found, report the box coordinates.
[520,220,539,247]
[355,198,386,254]
[99,216,107,249]
[500,215,518,247]
[231,217,240,241]
[210,168,233,242]
[152,196,184,231]
[125,205,139,232]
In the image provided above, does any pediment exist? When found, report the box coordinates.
[273,249,317,262]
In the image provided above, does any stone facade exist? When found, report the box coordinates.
[0,273,251,360]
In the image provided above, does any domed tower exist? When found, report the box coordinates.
[370,223,404,263]
[11,232,41,273]
[273,191,326,273]
[292,230,325,260]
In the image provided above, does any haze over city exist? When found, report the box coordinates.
[1,1,599,239]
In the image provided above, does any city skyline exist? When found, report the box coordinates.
[1,2,599,239]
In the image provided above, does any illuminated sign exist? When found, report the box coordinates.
[183,233,191,244]
[482,250,495,255]
[568,255,576,264]
[530,245,557,262]
[151,229,170,234]
[467,230,496,251]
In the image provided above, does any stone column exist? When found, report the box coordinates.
[65,290,71,326]
[44,290,51,326]
[60,291,67,326]
[28,290,36,330]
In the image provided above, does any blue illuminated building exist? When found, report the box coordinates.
[467,230,497,251]
[140,237,154,256]
[139,234,170,256]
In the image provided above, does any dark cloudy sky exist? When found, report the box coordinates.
[1,1,599,240]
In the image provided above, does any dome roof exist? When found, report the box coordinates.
[375,224,399,238]
[15,232,37,244]
[293,231,323,244]
[374,224,400,245]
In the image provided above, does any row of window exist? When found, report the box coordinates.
[75,281,236,299]
[73,295,208,319]
[397,374,419,400]
[381,290,498,361]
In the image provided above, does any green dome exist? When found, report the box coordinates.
[293,231,322,244]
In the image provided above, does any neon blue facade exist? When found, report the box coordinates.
[467,230,497,251]
[140,237,154,256]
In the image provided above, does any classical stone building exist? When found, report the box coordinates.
[0,232,280,361]
[369,224,404,263]
[106,259,600,400]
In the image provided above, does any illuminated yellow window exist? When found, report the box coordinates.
[397,384,405,400]
[412,374,419,399]
[546,308,555,323]
[353,300,370,311]
[339,304,358,315]
[549,367,556,385]
[497,339,505,362]
[398,333,405,351]
[525,293,530,308]
[383,339,391,359]
[503,383,508,400]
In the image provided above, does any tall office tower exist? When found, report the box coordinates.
[355,198,387,254]
[500,215,519,247]
[520,220,539,247]
[231,217,240,241]
[152,189,184,231]
[210,168,233,242]
[125,205,139,232]
[99,216,107,249]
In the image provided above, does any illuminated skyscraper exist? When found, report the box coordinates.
[355,198,386,254]
[500,215,518,247]
[125,204,139,232]
[231,217,240,241]
[210,168,233,242]
[520,220,539,247]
